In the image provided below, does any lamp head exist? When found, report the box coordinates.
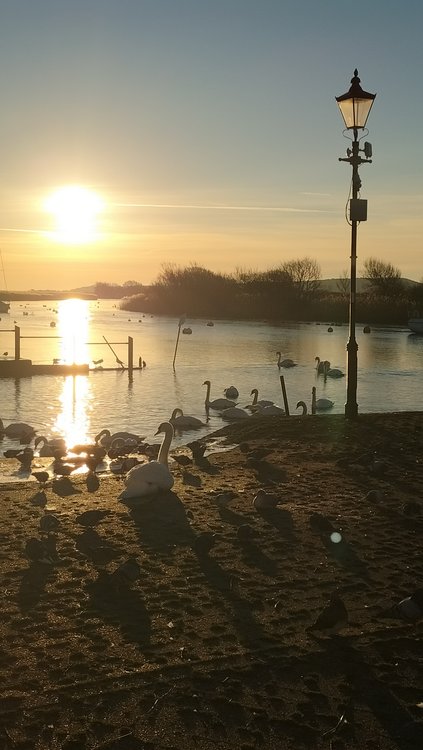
[336,69,376,134]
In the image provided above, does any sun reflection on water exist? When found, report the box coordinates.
[53,375,92,448]
[53,300,92,447]
[58,298,89,364]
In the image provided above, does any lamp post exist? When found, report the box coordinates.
[336,70,376,418]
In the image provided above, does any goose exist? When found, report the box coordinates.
[203,380,236,410]
[0,419,36,441]
[220,406,250,421]
[169,408,205,430]
[223,386,239,399]
[312,386,334,412]
[276,352,296,368]
[247,388,274,411]
[34,436,67,457]
[296,400,308,415]
[324,362,344,379]
[119,421,174,500]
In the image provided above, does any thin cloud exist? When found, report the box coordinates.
[115,202,329,214]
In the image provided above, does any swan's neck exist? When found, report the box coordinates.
[277,352,281,366]
[158,427,173,466]
[251,389,258,405]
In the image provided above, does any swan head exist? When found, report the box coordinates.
[203,380,211,386]
[155,421,174,437]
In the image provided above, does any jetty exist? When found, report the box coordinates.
[0,325,138,380]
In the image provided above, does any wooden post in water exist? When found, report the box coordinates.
[128,336,133,381]
[279,375,290,416]
[172,315,186,371]
[14,325,20,361]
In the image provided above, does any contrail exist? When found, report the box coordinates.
[115,202,328,214]
[0,227,44,234]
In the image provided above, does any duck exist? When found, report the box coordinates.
[276,352,297,368]
[0,419,36,441]
[247,388,274,411]
[203,380,236,410]
[296,400,308,415]
[312,386,334,412]
[169,408,206,430]
[119,421,174,500]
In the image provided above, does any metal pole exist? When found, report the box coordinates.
[345,137,359,418]
[172,315,186,371]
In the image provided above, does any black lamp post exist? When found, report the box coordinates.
[336,70,376,418]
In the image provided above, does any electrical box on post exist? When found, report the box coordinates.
[350,198,367,221]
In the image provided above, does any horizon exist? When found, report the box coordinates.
[1,1,422,289]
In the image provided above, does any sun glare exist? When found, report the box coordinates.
[44,185,104,243]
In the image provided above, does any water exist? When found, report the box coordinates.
[0,299,422,459]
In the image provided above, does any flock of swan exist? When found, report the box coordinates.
[0,350,344,498]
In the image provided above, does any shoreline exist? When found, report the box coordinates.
[1,412,422,749]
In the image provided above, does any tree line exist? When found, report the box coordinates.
[119,257,423,325]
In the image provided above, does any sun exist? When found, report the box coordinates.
[44,185,104,244]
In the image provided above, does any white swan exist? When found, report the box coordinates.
[276,352,296,368]
[203,380,236,410]
[296,400,308,415]
[220,406,250,421]
[95,428,144,449]
[247,388,274,411]
[324,362,344,379]
[169,408,205,430]
[223,386,239,399]
[312,387,334,412]
[315,357,329,374]
[119,422,174,500]
[0,419,36,441]
[251,404,285,416]
[35,436,67,457]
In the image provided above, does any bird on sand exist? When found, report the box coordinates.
[193,531,217,555]
[16,448,34,472]
[40,514,60,533]
[24,537,55,564]
[307,594,348,635]
[32,470,50,486]
[86,471,100,492]
[76,509,110,528]
[382,589,423,622]
[253,489,280,510]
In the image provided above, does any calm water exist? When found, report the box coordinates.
[0,298,422,458]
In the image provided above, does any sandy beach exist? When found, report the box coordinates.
[1,412,422,750]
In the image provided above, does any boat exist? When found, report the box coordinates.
[0,299,10,313]
[408,318,423,334]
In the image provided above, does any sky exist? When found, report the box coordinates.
[0,0,422,290]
